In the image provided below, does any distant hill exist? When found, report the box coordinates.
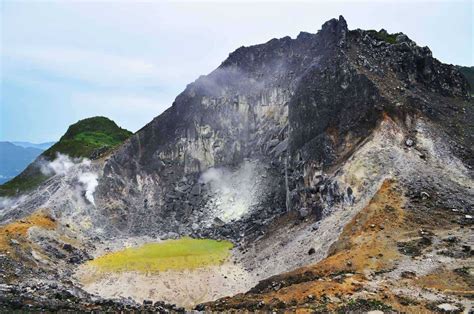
[0,117,132,196]
[0,142,44,184]
[11,141,55,150]
[41,116,132,160]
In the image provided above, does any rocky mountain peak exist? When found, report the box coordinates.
[92,17,472,238]
[0,16,472,313]
[319,15,348,47]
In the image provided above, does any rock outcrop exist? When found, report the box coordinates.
[1,16,472,312]
[95,16,471,240]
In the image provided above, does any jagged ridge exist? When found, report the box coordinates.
[0,16,472,312]
[96,15,471,237]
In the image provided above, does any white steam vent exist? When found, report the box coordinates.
[40,153,99,206]
[78,172,99,205]
[40,153,77,176]
[199,160,263,223]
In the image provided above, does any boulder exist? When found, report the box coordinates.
[299,207,310,218]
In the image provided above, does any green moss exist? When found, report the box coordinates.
[42,116,132,159]
[0,172,49,197]
[88,237,234,273]
[366,29,400,44]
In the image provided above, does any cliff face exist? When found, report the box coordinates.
[1,16,473,312]
[96,16,471,238]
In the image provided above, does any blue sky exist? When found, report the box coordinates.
[1,0,472,143]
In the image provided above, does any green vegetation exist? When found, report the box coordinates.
[0,116,132,196]
[88,237,234,273]
[42,116,132,159]
[0,172,49,197]
[366,29,400,44]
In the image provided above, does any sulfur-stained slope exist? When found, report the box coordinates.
[0,16,472,312]
[202,118,473,312]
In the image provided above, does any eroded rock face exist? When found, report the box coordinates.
[96,16,352,236]
[1,16,473,312]
[95,16,472,240]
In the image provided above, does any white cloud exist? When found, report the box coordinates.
[68,91,170,132]
[71,92,162,111]
[4,46,160,86]
[1,0,471,144]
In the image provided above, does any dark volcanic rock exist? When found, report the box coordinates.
[0,282,180,313]
[94,16,472,241]
[1,15,473,313]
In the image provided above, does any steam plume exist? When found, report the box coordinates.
[40,153,98,206]
[78,172,98,205]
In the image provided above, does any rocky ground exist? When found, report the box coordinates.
[76,262,254,309]
[0,283,183,312]
[0,16,472,312]
[201,179,473,313]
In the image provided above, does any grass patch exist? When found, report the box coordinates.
[366,29,400,44]
[0,171,49,197]
[42,116,132,160]
[88,237,233,273]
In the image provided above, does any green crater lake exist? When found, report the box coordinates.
[88,237,233,273]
